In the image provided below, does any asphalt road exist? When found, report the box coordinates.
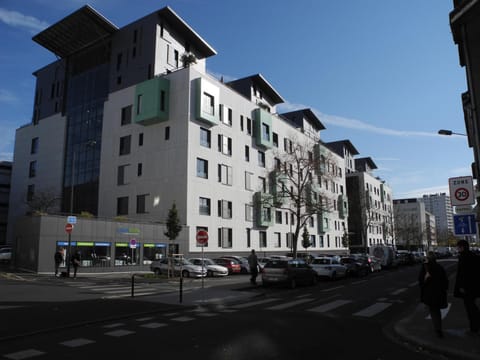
[0,261,458,360]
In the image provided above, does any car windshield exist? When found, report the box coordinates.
[312,258,330,265]
[203,258,215,265]
[265,260,288,268]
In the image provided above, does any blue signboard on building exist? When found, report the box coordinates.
[453,214,477,235]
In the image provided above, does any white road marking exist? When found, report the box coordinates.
[408,281,418,287]
[266,298,315,310]
[60,338,95,347]
[354,302,392,317]
[390,288,407,296]
[321,285,344,292]
[140,322,167,329]
[231,298,280,309]
[308,299,352,313]
[351,280,368,285]
[104,329,135,337]
[103,323,125,329]
[136,316,155,322]
[425,303,451,320]
[171,316,195,322]
[4,349,45,359]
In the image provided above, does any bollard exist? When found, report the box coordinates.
[179,275,183,303]
[131,273,135,297]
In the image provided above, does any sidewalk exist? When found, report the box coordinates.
[394,296,480,360]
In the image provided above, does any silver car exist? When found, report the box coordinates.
[150,258,207,278]
[188,258,229,277]
[310,257,347,280]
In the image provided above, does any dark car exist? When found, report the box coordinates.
[340,256,369,277]
[261,258,317,289]
[221,255,250,273]
[213,258,242,274]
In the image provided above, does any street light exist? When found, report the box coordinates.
[66,139,96,277]
[438,129,467,136]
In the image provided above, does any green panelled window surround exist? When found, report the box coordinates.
[252,108,273,149]
[134,77,170,125]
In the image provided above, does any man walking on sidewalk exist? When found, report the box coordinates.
[248,249,259,285]
[454,239,480,334]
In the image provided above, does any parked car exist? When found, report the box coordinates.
[396,251,416,266]
[340,256,370,277]
[188,258,229,277]
[310,257,348,280]
[0,247,12,263]
[222,255,250,273]
[150,258,207,278]
[261,258,317,288]
[257,257,271,270]
[213,258,242,274]
[366,255,382,272]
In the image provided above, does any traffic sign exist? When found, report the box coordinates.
[196,230,209,245]
[453,214,477,235]
[455,205,474,215]
[67,216,77,224]
[65,223,74,234]
[129,238,137,248]
[449,176,475,206]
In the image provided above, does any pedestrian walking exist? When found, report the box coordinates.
[454,239,480,334]
[54,248,63,277]
[418,251,449,338]
[248,249,259,285]
[71,251,81,278]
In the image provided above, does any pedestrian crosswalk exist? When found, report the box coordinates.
[229,295,397,319]
[65,280,176,299]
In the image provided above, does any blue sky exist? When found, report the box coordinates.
[0,0,470,199]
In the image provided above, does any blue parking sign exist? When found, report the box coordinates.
[454,214,477,235]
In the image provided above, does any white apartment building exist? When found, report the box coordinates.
[7,5,350,272]
[393,198,433,250]
[422,193,455,242]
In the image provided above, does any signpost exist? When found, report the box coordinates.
[449,176,475,206]
[196,230,209,290]
[65,223,74,277]
[454,214,477,235]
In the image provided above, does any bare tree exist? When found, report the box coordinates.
[25,189,60,215]
[261,137,335,258]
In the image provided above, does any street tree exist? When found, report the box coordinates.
[262,137,336,258]
[25,189,60,215]
[164,202,182,277]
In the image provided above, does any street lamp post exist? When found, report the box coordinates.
[438,129,467,136]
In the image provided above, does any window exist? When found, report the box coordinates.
[117,196,129,215]
[139,133,144,146]
[218,200,232,219]
[245,204,253,222]
[218,164,233,185]
[274,157,281,170]
[202,92,214,116]
[258,177,266,193]
[309,217,314,227]
[136,94,143,115]
[165,126,170,140]
[261,207,271,223]
[199,197,211,215]
[275,211,282,224]
[261,123,270,141]
[245,145,250,162]
[258,151,265,167]
[259,231,267,248]
[29,161,37,178]
[27,184,35,202]
[218,227,232,248]
[136,194,148,214]
[174,50,179,68]
[137,163,142,177]
[121,105,132,125]
[117,165,129,185]
[246,228,251,247]
[31,137,39,154]
[272,132,278,147]
[218,135,232,156]
[119,135,131,155]
[274,232,281,248]
[247,118,252,135]
[286,233,293,249]
[116,53,122,71]
[160,90,166,111]
[196,158,208,178]
[200,128,211,148]
[240,115,244,131]
[245,172,253,191]
[227,108,233,126]
[310,235,316,248]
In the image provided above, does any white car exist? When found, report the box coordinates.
[188,258,229,277]
[0,247,12,263]
[310,257,347,280]
[150,258,207,278]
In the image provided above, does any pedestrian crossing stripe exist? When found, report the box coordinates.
[308,299,352,313]
[353,302,391,317]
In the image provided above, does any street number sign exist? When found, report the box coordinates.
[449,176,475,206]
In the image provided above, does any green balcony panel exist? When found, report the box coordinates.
[254,191,273,227]
[380,183,385,202]
[269,169,288,205]
[338,194,348,219]
[317,213,329,234]
[194,77,219,126]
[134,77,170,125]
[313,143,326,176]
[253,108,273,149]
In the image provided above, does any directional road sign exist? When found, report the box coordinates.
[453,214,477,235]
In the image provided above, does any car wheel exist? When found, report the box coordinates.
[154,268,161,275]
[182,270,189,278]
[207,270,213,277]
[331,272,337,281]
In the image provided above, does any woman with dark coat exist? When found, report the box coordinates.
[418,251,449,338]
